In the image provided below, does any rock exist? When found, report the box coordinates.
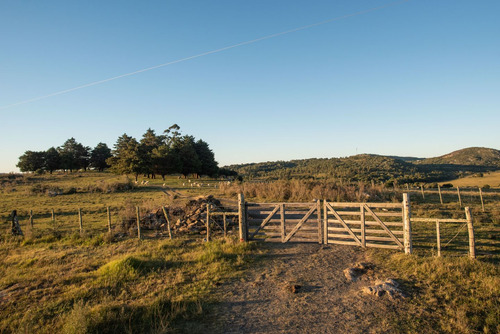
[362,279,405,299]
[286,284,302,293]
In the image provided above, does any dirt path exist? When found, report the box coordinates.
[205,242,405,334]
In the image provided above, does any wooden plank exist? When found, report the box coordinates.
[327,219,403,227]
[326,202,403,208]
[249,205,280,239]
[209,212,238,216]
[411,218,468,223]
[365,243,401,250]
[364,204,404,248]
[326,240,360,246]
[247,202,315,207]
[328,233,361,239]
[325,202,362,246]
[327,227,404,235]
[284,206,317,242]
[328,211,401,217]
[365,235,403,242]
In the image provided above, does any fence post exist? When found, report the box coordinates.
[479,188,485,212]
[29,210,33,229]
[457,187,462,207]
[223,213,227,238]
[51,209,55,223]
[280,203,285,243]
[238,193,247,242]
[403,193,412,254]
[206,204,211,242]
[316,200,322,244]
[107,206,112,233]
[465,207,475,259]
[436,220,441,257]
[161,206,173,239]
[78,208,83,233]
[136,206,142,240]
[360,204,366,248]
[420,185,425,200]
[323,200,328,245]
[438,184,443,204]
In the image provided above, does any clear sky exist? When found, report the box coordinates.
[1,0,499,172]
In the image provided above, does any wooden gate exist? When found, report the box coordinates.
[246,201,321,243]
[324,201,406,250]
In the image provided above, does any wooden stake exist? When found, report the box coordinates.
[238,193,247,242]
[420,185,425,200]
[323,200,328,245]
[206,204,211,242]
[29,210,33,229]
[316,200,321,244]
[438,184,443,204]
[479,188,485,212]
[51,209,55,222]
[78,208,83,233]
[371,179,375,188]
[136,206,141,240]
[436,220,441,257]
[107,206,112,233]
[406,183,409,191]
[280,203,285,243]
[162,206,172,239]
[360,204,366,248]
[457,187,462,207]
[223,213,227,237]
[465,207,475,259]
[403,193,412,254]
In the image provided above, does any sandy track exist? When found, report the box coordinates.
[205,242,404,334]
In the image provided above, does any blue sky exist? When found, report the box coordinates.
[1,0,499,172]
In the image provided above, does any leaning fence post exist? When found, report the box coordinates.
[29,210,33,229]
[438,184,443,204]
[136,206,142,240]
[420,185,425,200]
[403,193,412,254]
[238,193,247,242]
[161,206,173,239]
[206,204,211,242]
[479,188,485,212]
[78,208,83,233]
[465,207,475,259]
[457,187,462,207]
[107,206,112,233]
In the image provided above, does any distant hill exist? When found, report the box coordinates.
[226,147,500,183]
[416,147,500,167]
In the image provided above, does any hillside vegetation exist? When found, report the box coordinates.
[227,147,500,185]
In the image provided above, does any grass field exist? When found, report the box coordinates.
[439,170,500,188]
[1,172,499,333]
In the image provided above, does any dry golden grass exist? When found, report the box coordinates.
[440,170,500,188]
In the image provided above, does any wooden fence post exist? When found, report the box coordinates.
[107,206,112,233]
[29,210,33,229]
[457,187,462,207]
[161,206,173,239]
[479,188,485,212]
[438,184,443,204]
[436,220,441,257]
[280,203,285,243]
[238,193,247,242]
[403,193,412,254]
[206,204,211,242]
[223,213,227,238]
[136,206,141,240]
[360,204,366,248]
[78,208,83,233]
[323,200,328,245]
[316,200,322,244]
[51,209,55,223]
[465,207,475,259]
[420,185,425,200]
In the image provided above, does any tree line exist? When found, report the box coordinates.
[17,125,236,179]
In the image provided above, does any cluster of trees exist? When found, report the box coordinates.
[17,138,111,173]
[17,125,235,179]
